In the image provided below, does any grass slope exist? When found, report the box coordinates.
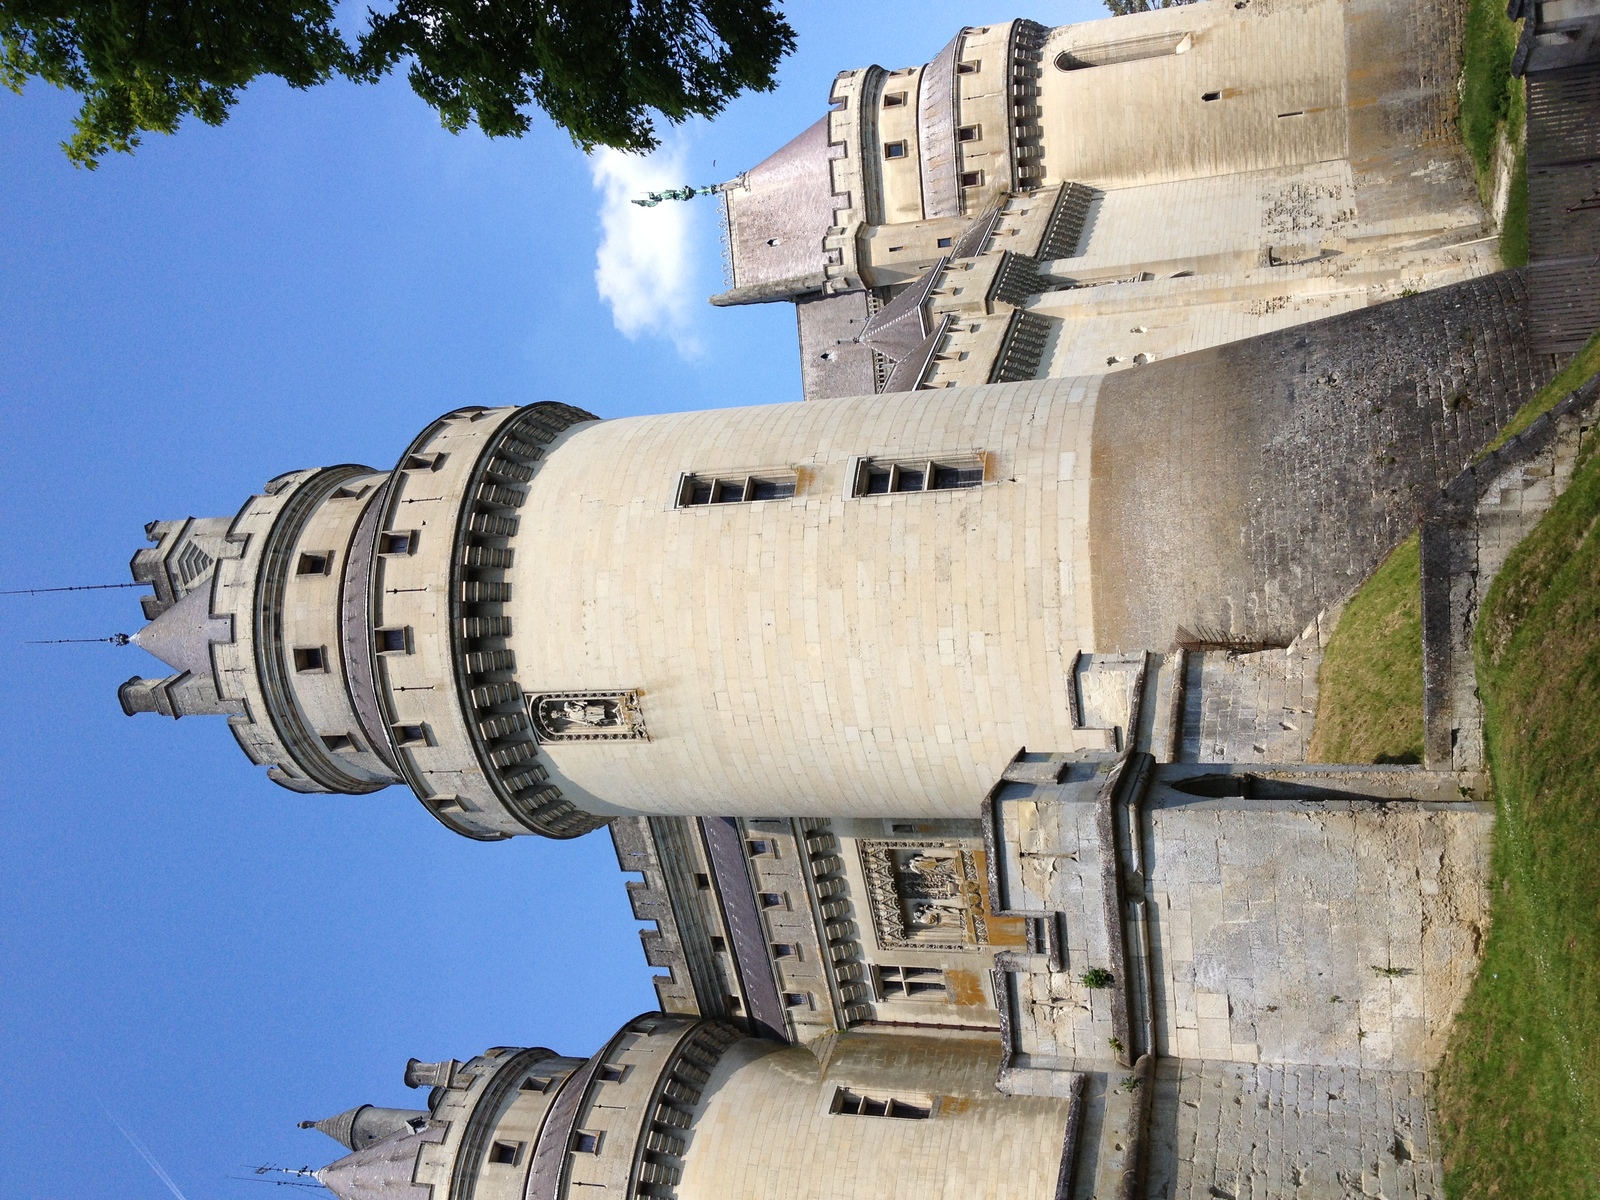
[1461,0,1528,266]
[1312,334,1600,763]
[1308,535,1423,764]
[1437,429,1600,1199]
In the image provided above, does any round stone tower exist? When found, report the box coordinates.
[123,286,1541,834]
[305,1015,1076,1200]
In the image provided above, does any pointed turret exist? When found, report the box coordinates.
[299,1106,428,1152]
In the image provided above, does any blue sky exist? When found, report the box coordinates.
[0,4,1100,1196]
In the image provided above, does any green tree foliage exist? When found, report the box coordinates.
[0,0,352,166]
[353,0,796,152]
[0,0,797,167]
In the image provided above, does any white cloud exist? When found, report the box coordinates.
[590,143,705,357]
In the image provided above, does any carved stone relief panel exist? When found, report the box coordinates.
[527,690,649,742]
[858,840,990,950]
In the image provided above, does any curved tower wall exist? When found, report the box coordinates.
[678,1033,1072,1200]
[509,380,1099,820]
[315,1023,1076,1200]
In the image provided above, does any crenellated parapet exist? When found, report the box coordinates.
[369,401,603,840]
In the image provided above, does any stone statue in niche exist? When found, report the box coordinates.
[528,690,649,742]
[859,841,990,950]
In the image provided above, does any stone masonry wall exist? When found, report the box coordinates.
[1143,1060,1442,1200]
[1089,270,1551,649]
[1144,798,1491,1071]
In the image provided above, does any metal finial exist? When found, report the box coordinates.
[1,581,146,596]
[631,184,725,208]
[26,633,131,645]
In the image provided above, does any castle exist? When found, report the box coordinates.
[116,1,1596,1196]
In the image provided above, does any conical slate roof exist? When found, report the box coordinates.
[858,261,945,363]
[317,1123,442,1200]
[301,1106,428,1152]
[130,582,229,676]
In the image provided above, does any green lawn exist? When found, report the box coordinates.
[1306,336,1600,1193]
[1308,535,1423,764]
[1436,421,1600,1200]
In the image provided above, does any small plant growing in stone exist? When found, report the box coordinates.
[1119,1074,1141,1092]
[1081,968,1114,989]
[1372,965,1409,978]
[1108,1036,1123,1054]
[1329,994,1342,1003]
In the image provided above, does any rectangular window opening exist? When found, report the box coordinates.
[882,91,908,107]
[883,140,908,159]
[296,552,332,575]
[746,839,775,857]
[772,943,799,959]
[710,935,727,953]
[936,237,954,248]
[1202,91,1221,101]
[377,628,411,654]
[956,60,981,74]
[320,732,355,752]
[520,1076,556,1092]
[853,457,983,498]
[831,1087,931,1119]
[678,472,797,508]
[292,647,326,673]
[877,964,949,1000]
[393,724,428,746]
[758,892,787,909]
[959,170,984,188]
[931,463,985,489]
[783,991,812,1008]
[749,476,796,501]
[570,1131,601,1154]
[597,1064,630,1083]
[956,124,981,142]
[694,872,712,890]
[379,531,417,555]
[489,1141,523,1165]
